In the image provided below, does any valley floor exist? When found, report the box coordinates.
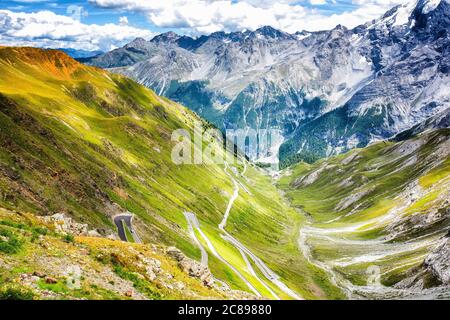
[278,129,450,299]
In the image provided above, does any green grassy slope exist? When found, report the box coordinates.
[278,129,450,298]
[0,47,341,299]
[0,207,251,300]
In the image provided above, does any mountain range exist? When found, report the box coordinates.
[84,0,450,167]
[57,48,104,59]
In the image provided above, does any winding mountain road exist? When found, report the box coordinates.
[221,162,302,300]
[184,211,261,297]
[237,247,280,300]
[183,212,209,267]
[218,163,239,231]
[184,161,302,300]
[114,213,142,243]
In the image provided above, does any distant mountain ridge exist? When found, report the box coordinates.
[56,48,104,59]
[84,0,450,166]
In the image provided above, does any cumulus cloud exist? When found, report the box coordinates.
[0,9,155,51]
[310,0,328,5]
[89,0,410,33]
[119,16,128,26]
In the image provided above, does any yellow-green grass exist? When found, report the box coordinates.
[278,129,450,290]
[0,47,343,299]
[200,227,276,298]
[0,207,239,300]
[221,164,345,299]
[121,221,135,243]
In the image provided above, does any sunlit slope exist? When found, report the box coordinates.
[0,47,341,299]
[0,207,249,300]
[278,129,450,298]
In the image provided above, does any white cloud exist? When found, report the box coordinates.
[310,0,328,5]
[119,16,128,26]
[0,0,413,51]
[0,9,155,51]
[89,0,411,33]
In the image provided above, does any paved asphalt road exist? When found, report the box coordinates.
[114,214,142,243]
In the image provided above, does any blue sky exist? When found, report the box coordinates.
[0,0,410,51]
[1,0,362,30]
[2,0,151,29]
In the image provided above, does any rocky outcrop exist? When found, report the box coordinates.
[424,237,450,285]
[164,247,258,299]
[166,247,214,287]
[292,164,335,188]
[41,213,88,236]
[40,213,114,239]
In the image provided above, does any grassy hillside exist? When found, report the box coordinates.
[0,47,341,299]
[0,207,256,300]
[278,129,450,299]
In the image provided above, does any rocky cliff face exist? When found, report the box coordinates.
[281,0,450,166]
[84,0,450,166]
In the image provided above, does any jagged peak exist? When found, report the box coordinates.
[333,24,348,31]
[414,0,450,16]
[256,25,279,33]
[254,25,290,38]
[151,31,182,43]
[124,37,149,48]
[419,0,444,14]
[294,30,313,41]
[244,26,296,42]
[209,31,227,38]
[132,37,147,43]
[371,0,446,29]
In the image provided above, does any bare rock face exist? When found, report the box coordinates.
[292,164,335,188]
[424,238,450,285]
[166,247,214,287]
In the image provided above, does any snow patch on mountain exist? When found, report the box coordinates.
[423,0,443,14]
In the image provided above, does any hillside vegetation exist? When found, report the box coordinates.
[278,129,450,299]
[0,47,342,299]
[0,207,257,300]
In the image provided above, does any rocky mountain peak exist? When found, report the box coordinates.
[419,0,444,14]
[150,31,204,51]
[126,37,148,47]
[253,26,292,40]
[412,0,449,30]
[209,31,228,39]
[151,31,181,44]
[372,0,446,30]
[333,24,348,31]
